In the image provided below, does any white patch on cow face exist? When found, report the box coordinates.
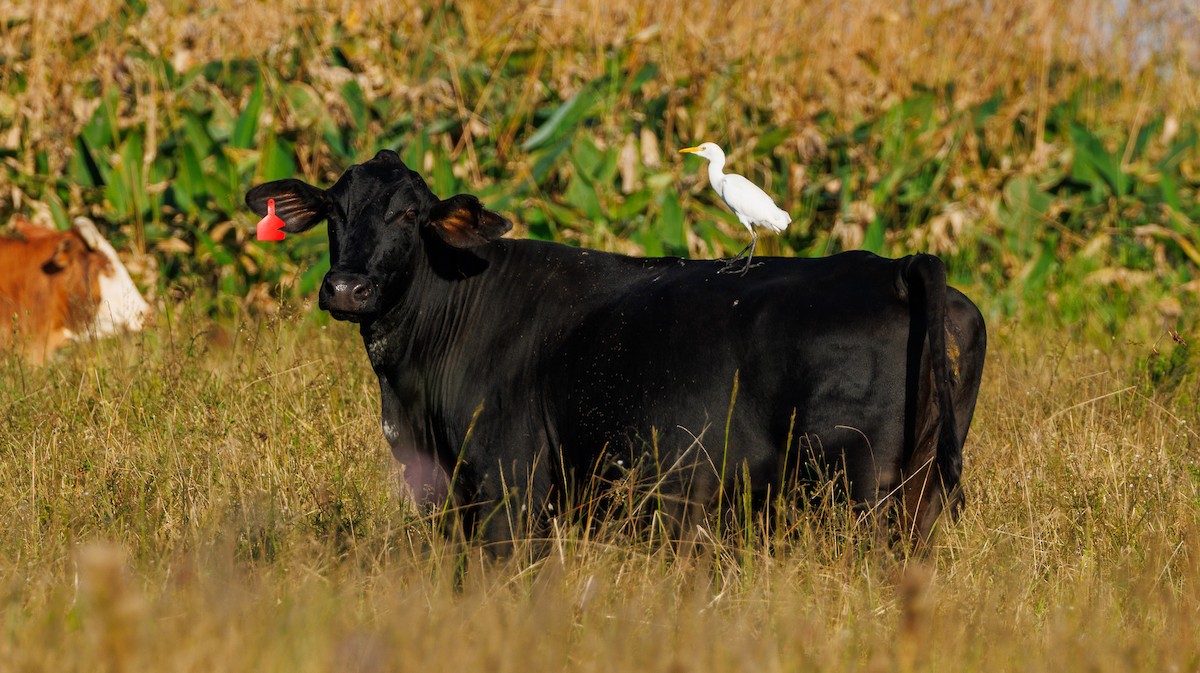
[367,334,391,363]
[381,418,400,444]
[73,218,151,339]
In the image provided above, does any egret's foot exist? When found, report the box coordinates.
[718,258,763,275]
[718,241,757,274]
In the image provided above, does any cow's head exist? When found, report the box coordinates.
[245,150,512,322]
[4,217,150,361]
[16,218,151,333]
[14,219,107,332]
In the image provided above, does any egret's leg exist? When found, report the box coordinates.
[729,242,754,260]
[721,245,750,272]
[725,230,766,275]
[722,229,758,273]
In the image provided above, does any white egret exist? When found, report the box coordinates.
[680,142,791,274]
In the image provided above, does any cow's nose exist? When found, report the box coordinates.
[320,272,378,319]
[350,282,372,302]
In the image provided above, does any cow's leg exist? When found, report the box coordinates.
[900,459,944,544]
[655,465,715,558]
[465,448,558,558]
[845,469,901,546]
[621,437,718,556]
[897,300,986,545]
[945,294,987,518]
[809,426,906,544]
[656,433,776,555]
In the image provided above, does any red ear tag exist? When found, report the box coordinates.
[256,198,287,241]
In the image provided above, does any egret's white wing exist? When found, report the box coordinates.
[718,173,791,231]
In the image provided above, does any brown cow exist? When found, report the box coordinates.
[0,217,151,363]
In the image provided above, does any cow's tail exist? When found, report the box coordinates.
[905,254,962,518]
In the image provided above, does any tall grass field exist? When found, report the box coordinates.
[2,1,1199,671]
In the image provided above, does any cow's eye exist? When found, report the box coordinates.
[403,208,417,221]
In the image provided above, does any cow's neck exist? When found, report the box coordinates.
[358,239,526,459]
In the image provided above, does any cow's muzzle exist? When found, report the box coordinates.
[319,272,378,321]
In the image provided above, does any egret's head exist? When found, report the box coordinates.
[679,142,725,163]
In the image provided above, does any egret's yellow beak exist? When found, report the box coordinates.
[679,146,700,154]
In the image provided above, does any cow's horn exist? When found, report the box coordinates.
[73,217,104,251]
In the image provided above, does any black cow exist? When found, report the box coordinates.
[246,150,986,547]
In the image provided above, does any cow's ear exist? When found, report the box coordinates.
[72,217,105,251]
[427,194,513,248]
[245,179,328,233]
[43,238,77,273]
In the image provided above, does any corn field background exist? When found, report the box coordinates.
[1,1,1199,671]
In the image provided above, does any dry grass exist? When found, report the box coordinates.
[1,2,1198,670]
[0,304,1196,672]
